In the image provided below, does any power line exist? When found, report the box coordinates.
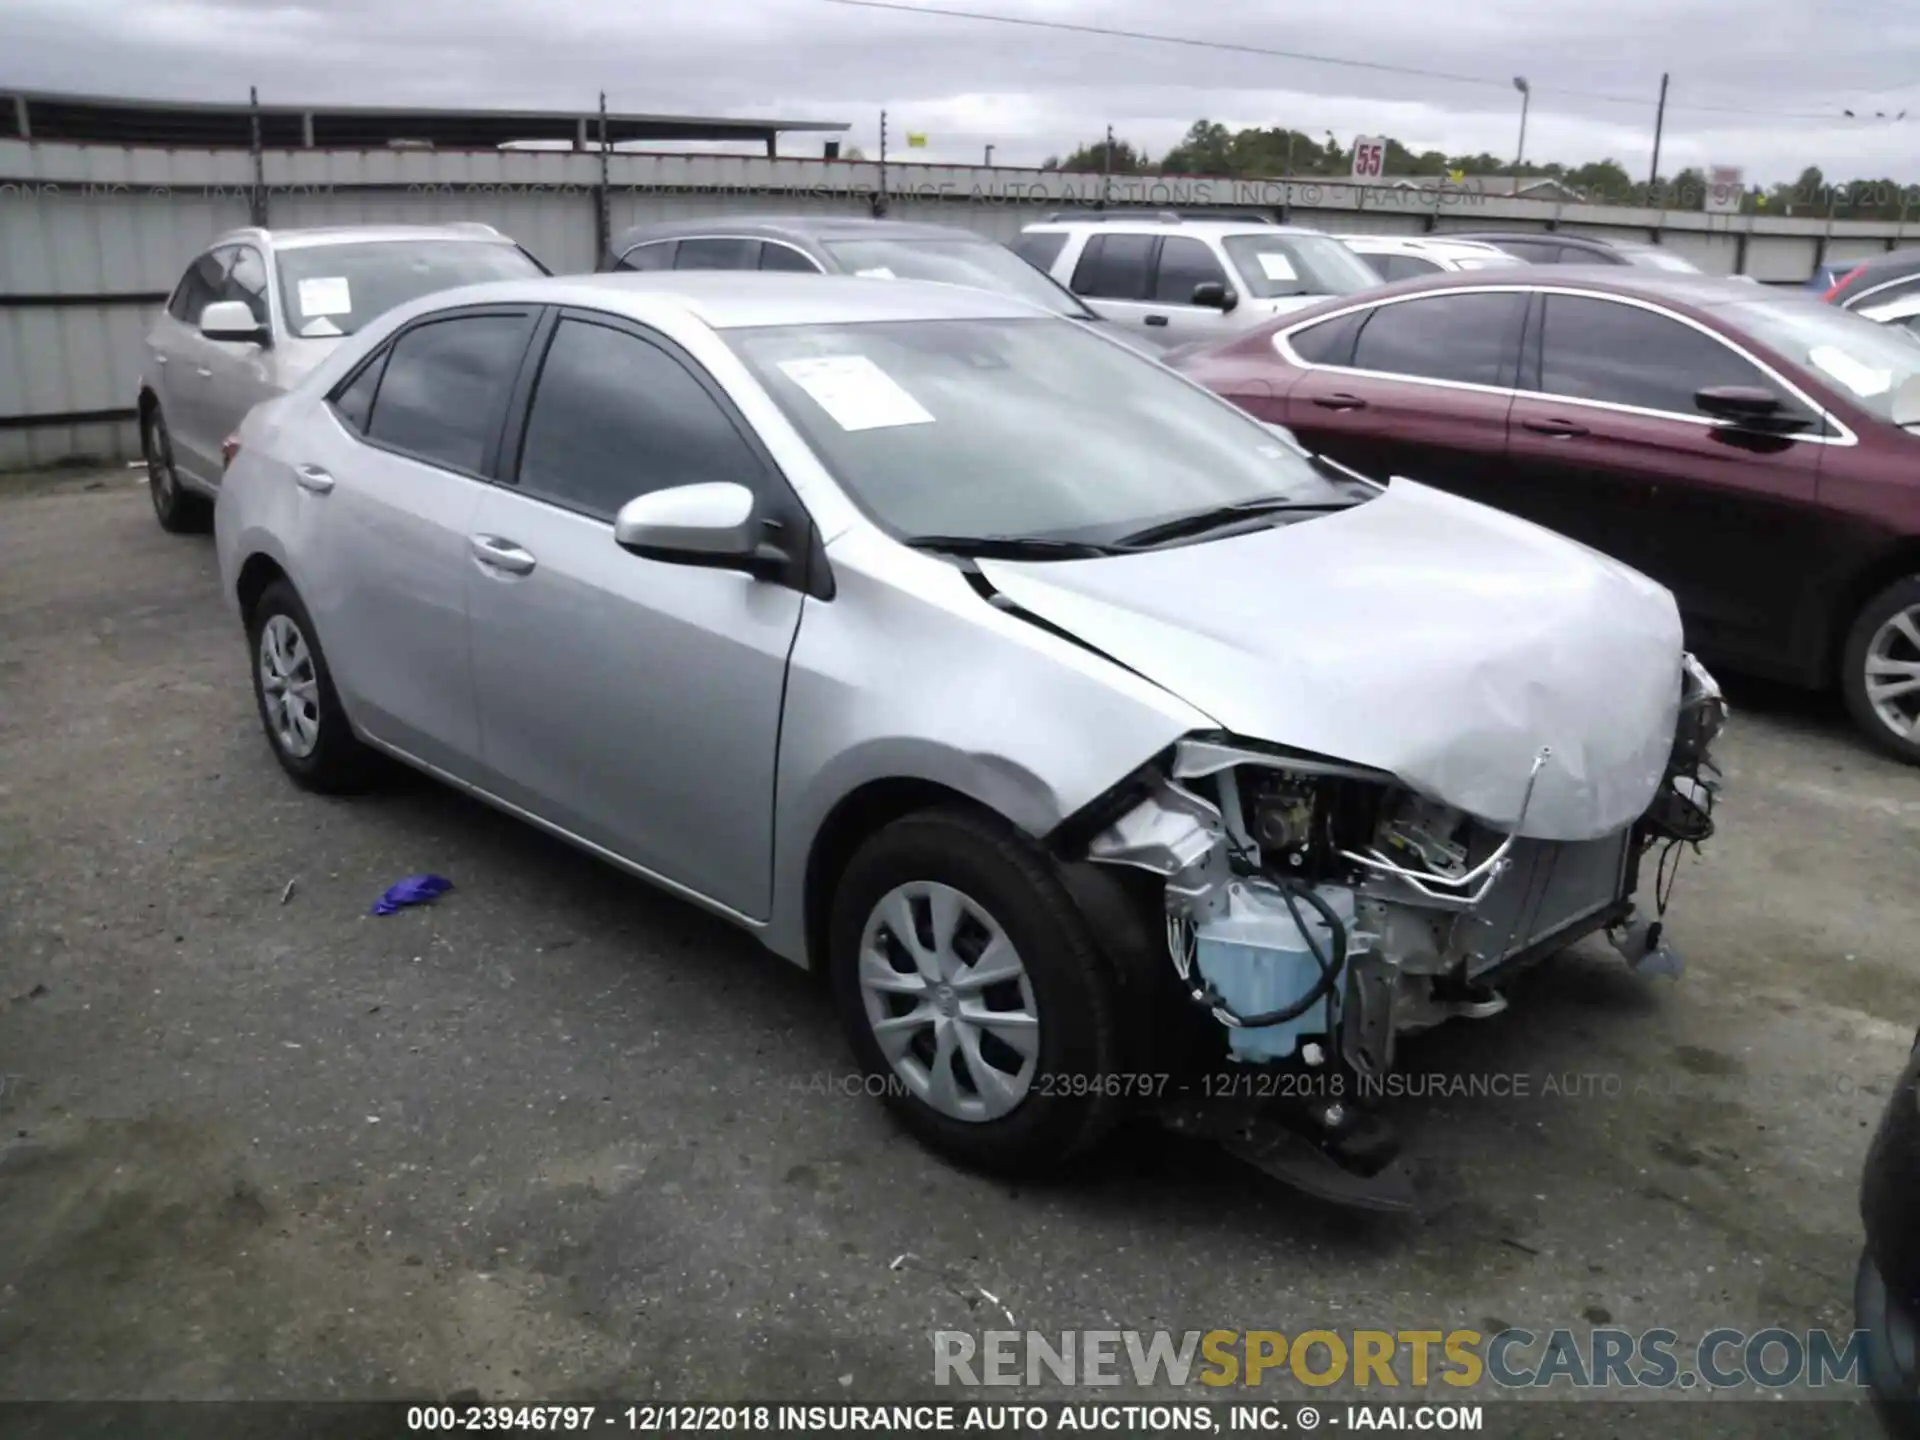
[819,0,1862,122]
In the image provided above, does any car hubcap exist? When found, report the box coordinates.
[857,881,1039,1123]
[1865,604,1920,742]
[147,424,176,515]
[258,615,321,758]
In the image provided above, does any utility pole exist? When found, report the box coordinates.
[595,91,610,260]
[1513,77,1531,169]
[1102,122,1114,209]
[1649,72,1670,194]
[984,143,995,166]
[876,108,889,217]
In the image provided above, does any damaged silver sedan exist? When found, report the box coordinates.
[215,272,1724,1203]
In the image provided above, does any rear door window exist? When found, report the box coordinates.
[364,313,534,474]
[1350,292,1526,386]
[1152,236,1229,303]
[1534,295,1772,415]
[1285,308,1368,366]
[674,237,763,270]
[1374,253,1443,282]
[1070,233,1156,300]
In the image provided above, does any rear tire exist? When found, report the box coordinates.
[246,579,375,793]
[828,807,1144,1175]
[144,407,211,535]
[1842,576,1920,765]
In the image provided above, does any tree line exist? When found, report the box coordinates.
[1042,121,1920,219]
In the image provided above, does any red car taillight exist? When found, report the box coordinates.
[1824,264,1866,302]
[221,433,241,471]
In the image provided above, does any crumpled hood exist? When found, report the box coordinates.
[977,480,1685,842]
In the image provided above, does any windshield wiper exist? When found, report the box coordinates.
[1110,496,1350,550]
[904,533,1118,560]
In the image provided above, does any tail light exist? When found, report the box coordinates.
[1824,264,1866,303]
[221,433,241,471]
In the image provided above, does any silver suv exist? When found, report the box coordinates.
[1013,215,1383,346]
[139,223,546,532]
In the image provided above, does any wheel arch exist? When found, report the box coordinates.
[235,551,291,625]
[1828,540,1920,684]
[137,385,161,442]
[799,776,1006,977]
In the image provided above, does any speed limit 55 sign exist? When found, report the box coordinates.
[1351,136,1387,179]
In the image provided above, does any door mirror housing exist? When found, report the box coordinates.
[1695,384,1810,432]
[613,482,788,578]
[200,300,270,346]
[1192,281,1239,312]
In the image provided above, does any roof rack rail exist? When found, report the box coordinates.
[1042,207,1277,224]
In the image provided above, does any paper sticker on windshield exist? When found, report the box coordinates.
[1808,344,1892,397]
[1254,252,1298,282]
[777,354,934,431]
[297,276,353,317]
[853,266,898,279]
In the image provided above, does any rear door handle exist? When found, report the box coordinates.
[153,353,168,366]
[1522,417,1589,438]
[294,464,335,494]
[1144,314,1169,327]
[1313,392,1368,412]
[195,365,214,379]
[470,534,537,576]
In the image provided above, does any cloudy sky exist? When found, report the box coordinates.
[5,0,1918,184]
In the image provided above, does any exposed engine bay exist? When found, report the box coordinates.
[1081,652,1727,1197]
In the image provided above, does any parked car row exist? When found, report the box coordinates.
[127,207,1916,1429]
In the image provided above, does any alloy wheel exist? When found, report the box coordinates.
[857,880,1040,1122]
[146,421,177,520]
[258,614,321,758]
[1865,604,1920,743]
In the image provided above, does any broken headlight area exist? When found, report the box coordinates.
[1080,655,1726,1193]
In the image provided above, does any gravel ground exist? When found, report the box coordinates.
[0,470,1908,1436]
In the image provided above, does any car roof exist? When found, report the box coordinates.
[407,271,1052,329]
[607,216,995,250]
[1023,218,1321,237]
[1445,230,1621,251]
[216,223,515,251]
[1287,265,1771,312]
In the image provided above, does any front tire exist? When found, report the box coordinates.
[144,407,211,534]
[1842,576,1920,765]
[828,807,1138,1175]
[246,579,374,792]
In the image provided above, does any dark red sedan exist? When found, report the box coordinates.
[1170,267,1920,761]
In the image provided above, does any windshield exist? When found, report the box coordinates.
[1223,233,1383,298]
[1726,296,1920,422]
[728,317,1358,548]
[820,238,1094,319]
[275,240,544,338]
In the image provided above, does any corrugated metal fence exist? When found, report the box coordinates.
[2,137,1914,469]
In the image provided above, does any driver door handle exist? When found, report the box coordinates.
[1313,392,1368,411]
[1522,417,1589,438]
[1144,314,1169,327]
[470,534,537,576]
[294,464,335,494]
[195,365,214,379]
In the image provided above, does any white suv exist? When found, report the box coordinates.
[1012,216,1383,345]
[1332,234,1523,281]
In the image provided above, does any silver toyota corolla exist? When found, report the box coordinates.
[214,272,1725,1185]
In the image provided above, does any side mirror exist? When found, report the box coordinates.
[200,300,269,346]
[1695,384,1809,432]
[1192,281,1239,313]
[613,481,788,578]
